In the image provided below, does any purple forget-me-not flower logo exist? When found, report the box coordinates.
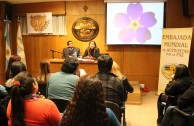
[114,3,157,44]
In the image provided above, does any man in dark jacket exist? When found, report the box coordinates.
[95,55,124,106]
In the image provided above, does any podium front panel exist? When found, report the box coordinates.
[49,59,98,76]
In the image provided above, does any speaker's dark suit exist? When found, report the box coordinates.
[62,47,80,59]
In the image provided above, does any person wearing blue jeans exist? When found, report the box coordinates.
[161,106,176,126]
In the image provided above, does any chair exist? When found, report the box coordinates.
[105,101,126,126]
[157,93,177,124]
[170,107,194,126]
[49,99,70,113]
[37,82,47,97]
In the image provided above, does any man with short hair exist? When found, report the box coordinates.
[47,57,79,100]
[62,40,80,59]
[95,55,124,106]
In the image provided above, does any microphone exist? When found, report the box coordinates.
[50,50,63,54]
[50,50,63,59]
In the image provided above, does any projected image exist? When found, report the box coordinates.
[114,3,157,43]
[106,3,164,45]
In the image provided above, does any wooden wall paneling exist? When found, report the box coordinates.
[85,0,105,15]
[166,0,190,27]
[12,1,66,17]
[107,45,124,72]
[122,46,160,90]
[188,0,194,16]
[66,1,85,16]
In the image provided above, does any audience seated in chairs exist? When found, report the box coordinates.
[95,55,125,107]
[59,75,120,126]
[4,61,27,107]
[158,64,193,125]
[49,99,70,113]
[47,57,80,100]
[0,71,33,126]
[5,61,27,90]
[105,100,126,126]
[162,78,194,126]
[7,74,61,126]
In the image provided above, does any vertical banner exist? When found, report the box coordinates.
[17,22,27,67]
[4,20,11,69]
[157,28,193,94]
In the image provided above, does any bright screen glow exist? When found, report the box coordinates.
[106,3,164,45]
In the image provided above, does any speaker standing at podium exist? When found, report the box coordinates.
[62,40,80,59]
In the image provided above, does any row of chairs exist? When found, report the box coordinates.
[49,98,126,126]
[159,93,194,126]
[38,83,126,126]
[170,107,194,126]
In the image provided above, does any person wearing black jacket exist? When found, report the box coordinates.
[157,64,193,125]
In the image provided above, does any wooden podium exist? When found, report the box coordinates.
[49,59,98,75]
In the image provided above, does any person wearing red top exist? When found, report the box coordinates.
[7,74,61,126]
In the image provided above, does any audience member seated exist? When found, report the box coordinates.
[5,61,27,90]
[36,59,51,83]
[157,64,193,125]
[0,71,33,126]
[5,54,21,80]
[62,40,80,59]
[95,55,124,107]
[161,79,194,126]
[83,41,100,60]
[59,75,120,126]
[7,74,61,126]
[47,57,80,100]
[111,61,134,101]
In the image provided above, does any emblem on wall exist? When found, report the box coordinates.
[72,17,99,42]
[27,12,53,34]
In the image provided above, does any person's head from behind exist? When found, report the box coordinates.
[174,64,191,80]
[61,75,108,126]
[61,57,79,74]
[111,61,122,80]
[6,71,33,94]
[10,61,27,78]
[89,41,97,50]
[40,59,50,74]
[10,75,38,126]
[98,55,113,73]
[8,54,21,65]
[67,41,74,48]
[6,54,21,80]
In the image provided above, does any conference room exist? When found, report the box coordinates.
[0,0,194,126]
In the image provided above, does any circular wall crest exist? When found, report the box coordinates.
[72,17,99,42]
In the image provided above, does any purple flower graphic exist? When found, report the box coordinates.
[114,3,157,43]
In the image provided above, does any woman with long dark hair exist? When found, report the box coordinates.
[36,59,51,83]
[5,55,21,80]
[60,75,120,126]
[83,41,100,60]
[157,64,193,125]
[7,75,61,126]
